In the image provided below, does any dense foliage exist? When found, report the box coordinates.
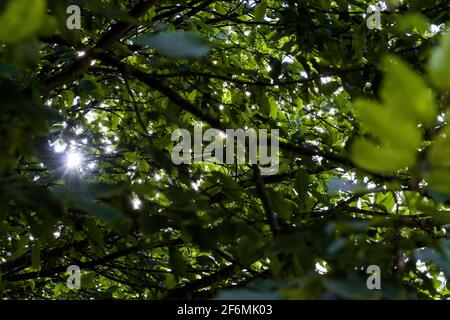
[1,0,450,300]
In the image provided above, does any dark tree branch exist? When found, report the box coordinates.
[165,264,238,299]
[2,239,181,282]
[43,0,158,92]
[252,165,281,237]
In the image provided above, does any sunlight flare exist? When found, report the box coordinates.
[66,151,83,169]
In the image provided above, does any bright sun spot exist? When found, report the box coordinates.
[53,140,67,153]
[131,194,142,210]
[66,152,82,169]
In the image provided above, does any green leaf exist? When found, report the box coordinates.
[12,237,28,258]
[211,172,242,199]
[428,28,450,90]
[381,56,436,126]
[31,244,41,271]
[85,219,105,248]
[138,160,150,174]
[269,97,278,119]
[169,247,188,277]
[351,56,437,173]
[429,123,450,168]
[260,93,270,116]
[0,0,46,43]
[254,0,268,22]
[133,31,211,59]
[236,234,264,265]
[397,13,429,34]
[351,138,416,173]
[124,152,138,162]
[427,169,450,195]
[294,168,309,200]
[355,99,422,150]
[269,189,292,220]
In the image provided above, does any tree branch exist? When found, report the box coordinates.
[43,0,158,92]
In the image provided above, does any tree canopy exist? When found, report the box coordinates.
[1,0,450,300]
